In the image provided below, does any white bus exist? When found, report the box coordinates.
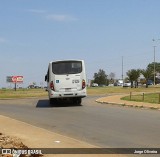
[45,60,87,105]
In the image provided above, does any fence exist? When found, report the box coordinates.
[129,92,160,104]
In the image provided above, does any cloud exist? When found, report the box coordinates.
[0,37,7,43]
[27,9,47,14]
[46,14,78,22]
[27,9,78,22]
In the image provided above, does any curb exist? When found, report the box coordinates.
[95,100,160,111]
[0,97,48,100]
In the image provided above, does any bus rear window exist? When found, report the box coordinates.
[52,61,82,75]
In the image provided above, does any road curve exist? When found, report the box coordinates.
[0,96,160,148]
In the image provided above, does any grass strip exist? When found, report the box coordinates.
[121,93,160,104]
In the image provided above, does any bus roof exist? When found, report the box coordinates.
[49,59,84,64]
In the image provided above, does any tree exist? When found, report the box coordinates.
[147,62,160,84]
[109,72,116,84]
[126,69,141,88]
[141,68,153,88]
[147,62,160,72]
[126,70,134,88]
[93,69,108,85]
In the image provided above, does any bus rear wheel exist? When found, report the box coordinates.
[49,98,57,106]
[73,98,82,105]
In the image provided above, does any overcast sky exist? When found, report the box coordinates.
[1,0,160,87]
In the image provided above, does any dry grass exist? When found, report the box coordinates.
[0,88,47,98]
[1,85,160,99]
[121,93,160,104]
[87,85,160,95]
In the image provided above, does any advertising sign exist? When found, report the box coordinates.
[6,76,12,83]
[6,76,24,83]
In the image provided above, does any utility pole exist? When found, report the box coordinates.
[122,56,124,86]
[152,38,157,85]
[153,46,156,85]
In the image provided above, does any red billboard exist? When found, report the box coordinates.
[6,76,24,83]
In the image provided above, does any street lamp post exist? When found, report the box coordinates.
[152,39,156,85]
[153,46,156,85]
[122,56,124,86]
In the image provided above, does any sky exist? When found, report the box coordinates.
[1,0,160,88]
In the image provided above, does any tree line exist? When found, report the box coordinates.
[92,62,160,88]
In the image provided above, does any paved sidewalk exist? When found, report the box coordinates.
[96,94,160,110]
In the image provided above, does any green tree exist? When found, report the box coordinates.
[126,69,141,88]
[147,62,160,84]
[141,68,153,88]
[147,62,160,72]
[93,69,108,85]
[109,72,116,84]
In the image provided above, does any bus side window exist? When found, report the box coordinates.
[45,75,47,81]
[45,69,49,82]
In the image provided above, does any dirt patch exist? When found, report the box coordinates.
[0,132,43,157]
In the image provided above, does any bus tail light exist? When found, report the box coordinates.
[50,81,55,91]
[82,79,86,89]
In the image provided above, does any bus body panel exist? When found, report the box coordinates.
[54,74,81,91]
[45,60,87,103]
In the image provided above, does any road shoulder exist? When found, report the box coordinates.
[0,115,128,157]
[0,115,96,148]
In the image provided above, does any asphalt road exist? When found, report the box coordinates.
[0,96,160,148]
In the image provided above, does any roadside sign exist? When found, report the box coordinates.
[12,76,17,83]
[6,76,24,83]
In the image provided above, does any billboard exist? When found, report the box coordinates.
[6,76,24,83]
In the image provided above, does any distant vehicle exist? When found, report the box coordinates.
[123,82,131,87]
[99,84,106,87]
[27,85,41,89]
[92,83,98,87]
[114,80,123,86]
[147,80,153,85]
[114,82,122,86]
[45,60,87,105]
[108,84,114,87]
[34,86,41,88]
[28,85,35,89]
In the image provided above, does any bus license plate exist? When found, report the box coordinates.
[65,88,71,92]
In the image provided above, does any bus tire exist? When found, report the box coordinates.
[73,98,82,105]
[78,98,82,105]
[49,98,57,106]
